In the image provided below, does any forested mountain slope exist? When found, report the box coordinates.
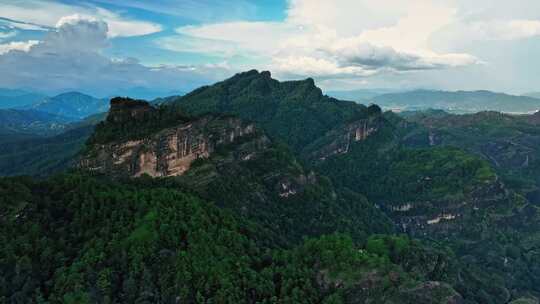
[3,71,540,303]
[0,173,464,303]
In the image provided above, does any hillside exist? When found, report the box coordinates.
[0,125,95,177]
[0,113,103,177]
[524,92,540,99]
[167,71,540,302]
[400,109,540,200]
[373,89,540,113]
[0,109,72,136]
[0,89,47,109]
[27,92,109,120]
[1,173,464,303]
[80,97,394,245]
[3,71,540,303]
[171,70,377,152]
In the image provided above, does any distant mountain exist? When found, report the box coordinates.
[373,89,540,113]
[0,109,72,136]
[27,92,109,120]
[524,92,540,99]
[326,88,399,102]
[0,124,95,176]
[0,88,47,109]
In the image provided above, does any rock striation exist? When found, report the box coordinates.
[304,118,381,162]
[79,98,259,178]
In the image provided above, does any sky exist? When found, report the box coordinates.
[0,0,540,97]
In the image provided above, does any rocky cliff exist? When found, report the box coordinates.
[304,117,381,162]
[80,98,260,178]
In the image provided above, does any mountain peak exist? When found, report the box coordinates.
[108,97,155,123]
[53,91,94,99]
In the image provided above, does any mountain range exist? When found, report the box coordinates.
[375,89,540,113]
[329,89,540,114]
[0,88,48,109]
[2,71,540,303]
[326,88,399,101]
[22,92,109,120]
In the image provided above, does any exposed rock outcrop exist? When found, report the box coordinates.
[80,98,261,178]
[386,179,511,238]
[80,116,257,177]
[305,118,380,162]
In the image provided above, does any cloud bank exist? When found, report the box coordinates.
[161,0,482,80]
[0,16,230,96]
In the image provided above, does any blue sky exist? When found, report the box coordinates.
[1,0,540,97]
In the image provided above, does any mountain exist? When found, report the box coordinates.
[373,89,540,113]
[80,97,394,245]
[27,91,109,120]
[2,96,464,303]
[0,124,95,176]
[326,88,399,102]
[0,88,47,109]
[399,109,540,200]
[167,71,540,302]
[4,71,540,303]
[0,109,72,136]
[524,92,540,99]
[170,70,380,153]
[0,113,104,177]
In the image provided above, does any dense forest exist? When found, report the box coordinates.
[2,70,540,303]
[1,173,462,303]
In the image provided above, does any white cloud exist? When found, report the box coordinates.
[272,56,377,79]
[0,40,39,54]
[327,43,480,71]
[0,16,229,95]
[468,20,540,40]
[0,0,161,37]
[0,30,16,41]
[161,0,480,80]
[174,21,298,56]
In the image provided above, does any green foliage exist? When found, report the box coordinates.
[173,70,374,152]
[0,173,452,303]
[87,98,191,146]
[0,125,94,176]
[317,140,495,204]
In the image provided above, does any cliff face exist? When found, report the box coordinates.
[386,180,510,238]
[80,116,257,177]
[80,98,259,178]
[303,117,381,162]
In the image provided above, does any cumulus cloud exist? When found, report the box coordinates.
[0,0,161,37]
[0,16,229,96]
[162,0,480,80]
[0,40,38,55]
[327,43,480,71]
[272,56,377,79]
